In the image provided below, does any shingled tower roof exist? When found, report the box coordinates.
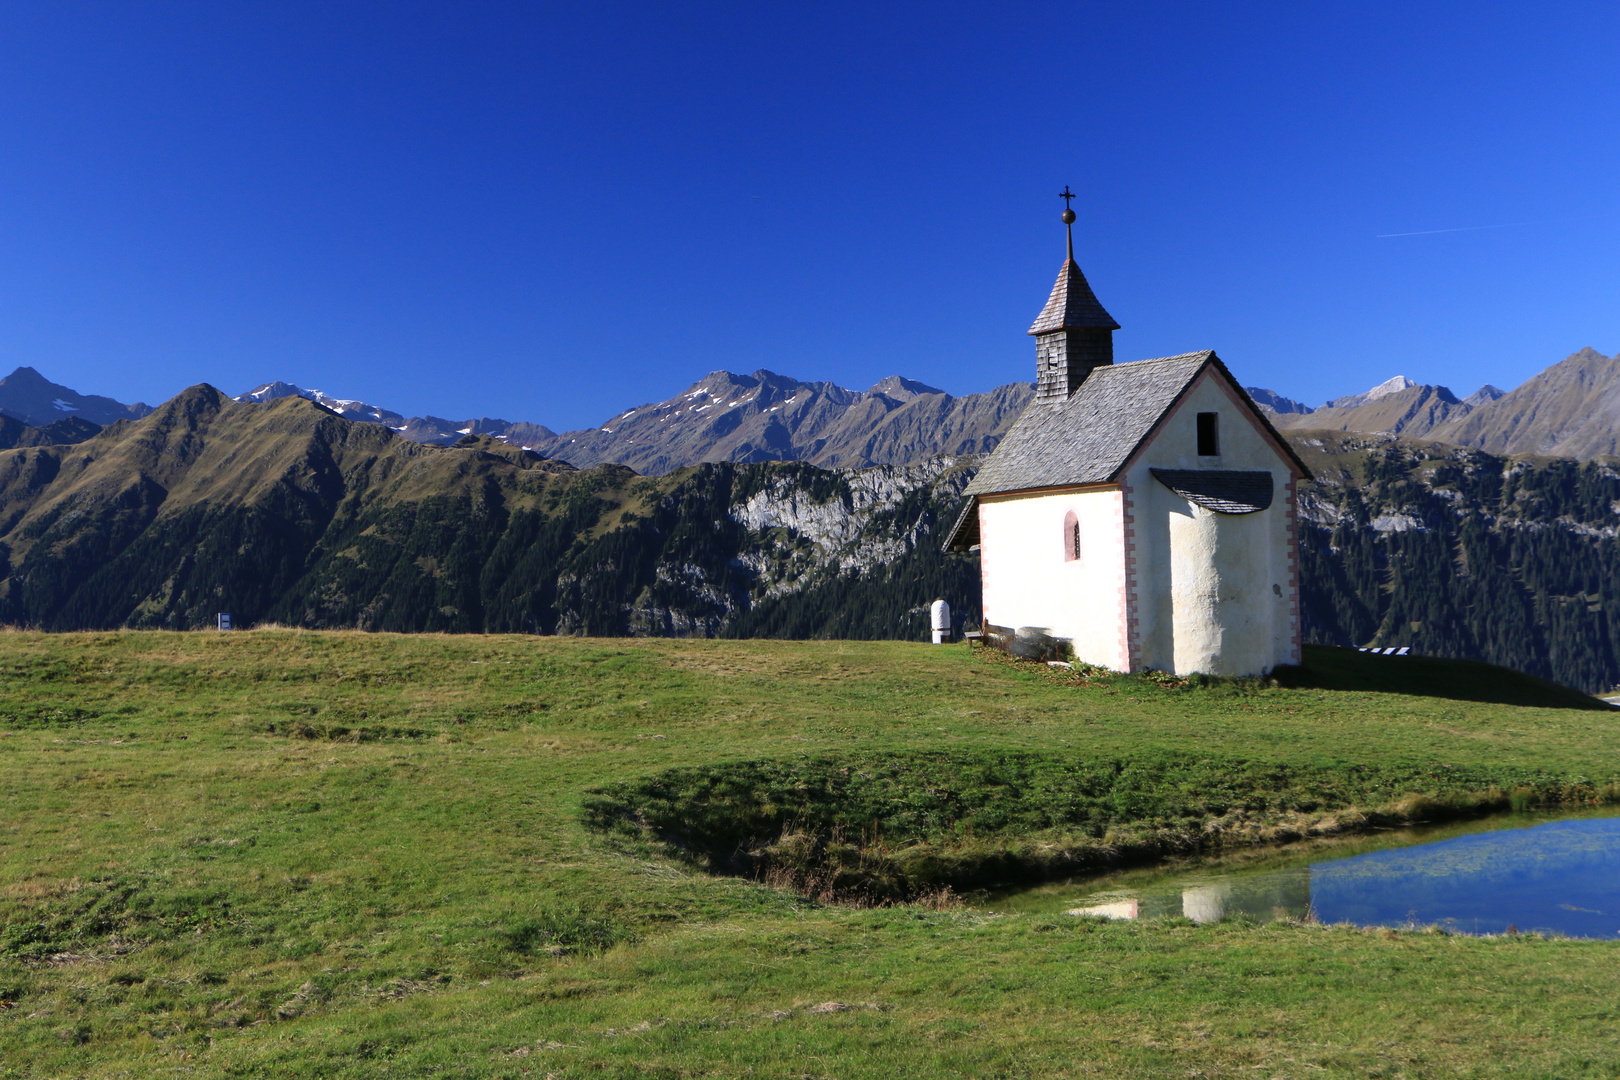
[1028,258,1120,335]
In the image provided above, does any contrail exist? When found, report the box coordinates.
[1376,222,1532,238]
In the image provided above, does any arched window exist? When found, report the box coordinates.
[1063,510,1081,562]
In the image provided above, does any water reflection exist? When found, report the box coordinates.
[1069,869,1311,925]
[1042,812,1620,938]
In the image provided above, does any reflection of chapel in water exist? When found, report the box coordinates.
[1069,867,1312,924]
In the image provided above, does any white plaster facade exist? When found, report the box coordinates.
[978,485,1130,669]
[975,366,1304,676]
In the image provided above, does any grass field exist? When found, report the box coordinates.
[2,630,1619,1078]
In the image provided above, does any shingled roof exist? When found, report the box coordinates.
[1028,258,1120,335]
[962,351,1310,498]
[1151,469,1274,514]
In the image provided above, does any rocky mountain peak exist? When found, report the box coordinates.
[0,366,153,428]
[1324,375,1424,411]
[3,366,53,389]
[1462,384,1507,408]
[234,381,404,425]
[1245,387,1314,415]
[1367,374,1418,400]
[237,381,306,404]
[867,375,945,402]
[1274,380,1467,438]
[676,369,864,412]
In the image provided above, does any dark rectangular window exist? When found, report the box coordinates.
[1197,412,1219,456]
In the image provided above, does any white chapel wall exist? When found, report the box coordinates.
[1123,370,1299,676]
[977,487,1127,669]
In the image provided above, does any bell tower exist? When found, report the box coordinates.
[1030,187,1119,403]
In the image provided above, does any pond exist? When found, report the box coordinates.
[982,809,1620,938]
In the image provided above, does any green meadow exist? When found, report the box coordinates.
[2,630,1619,1078]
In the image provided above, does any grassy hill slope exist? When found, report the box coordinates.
[1,631,1617,1077]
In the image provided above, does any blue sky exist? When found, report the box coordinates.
[0,2,1615,430]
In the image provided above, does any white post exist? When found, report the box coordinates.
[930,599,951,644]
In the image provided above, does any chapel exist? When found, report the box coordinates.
[944,200,1311,676]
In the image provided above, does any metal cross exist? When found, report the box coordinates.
[1059,185,1076,209]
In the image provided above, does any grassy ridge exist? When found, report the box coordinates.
[586,751,1618,901]
[1,631,1618,1077]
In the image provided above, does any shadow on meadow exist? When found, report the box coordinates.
[1277,645,1613,711]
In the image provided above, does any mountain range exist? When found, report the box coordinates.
[1268,380,1477,439]
[523,369,1034,472]
[2,342,1613,472]
[213,345,1620,469]
[234,380,561,449]
[1428,347,1620,459]
[237,370,1033,472]
[220,346,1620,469]
[1247,374,1507,420]
[1253,348,1619,459]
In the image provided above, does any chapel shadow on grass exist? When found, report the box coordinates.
[1275,644,1612,711]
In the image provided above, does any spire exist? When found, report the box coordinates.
[1062,184,1076,262]
[1030,188,1119,403]
[1027,259,1121,335]
[1030,188,1118,335]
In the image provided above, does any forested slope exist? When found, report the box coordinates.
[1294,432,1620,692]
[0,387,978,642]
